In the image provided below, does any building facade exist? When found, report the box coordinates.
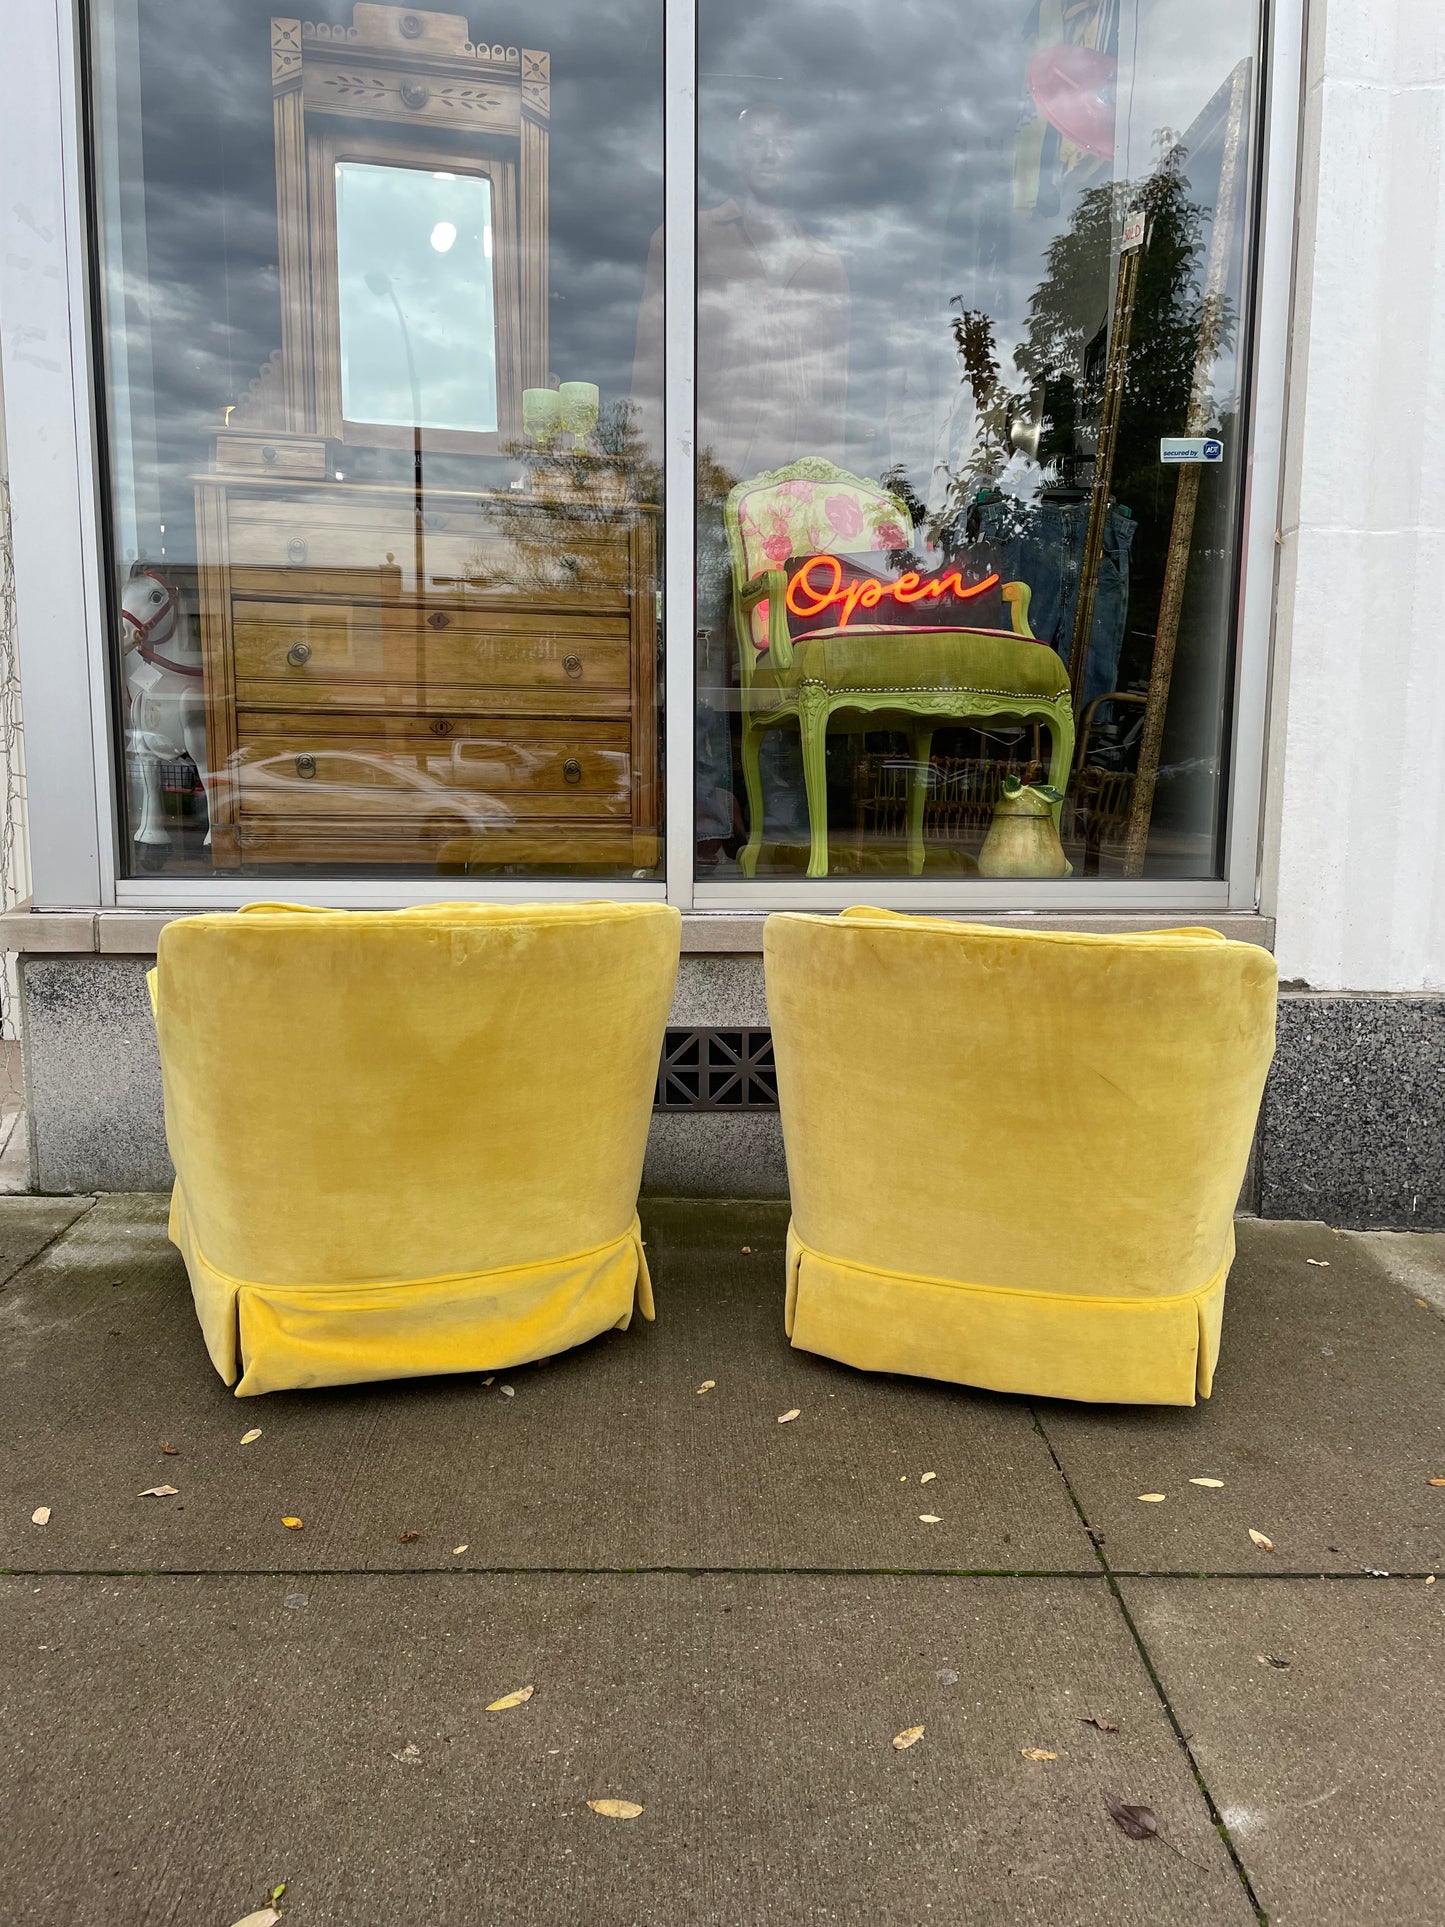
[0,0,1440,1223]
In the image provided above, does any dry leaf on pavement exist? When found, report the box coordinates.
[1429,1479,1445,1488]
[1189,1478,1225,1488]
[778,1409,800,1424]
[1105,1796,1158,1840]
[1080,1715,1118,1731]
[229,1911,281,1927]
[1136,1493,1166,1503]
[918,1514,942,1524]
[697,1380,716,1395]
[1255,1654,1290,1669]
[30,1506,51,1526]
[241,1428,262,1445]
[281,1517,303,1529]
[891,1725,924,1750]
[1248,1528,1275,1550]
[1427,1576,1436,1587]
[139,1485,179,1498]
[161,1443,179,1455]
[920,1472,937,1484]
[500,1386,515,1398]
[452,1544,469,1555]
[741,1247,752,1254]
[1020,1748,1058,1762]
[1305,1259,1330,1267]
[587,1798,643,1819]
[398,1530,421,1543]
[486,1686,535,1711]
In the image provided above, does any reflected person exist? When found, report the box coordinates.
[635,104,851,863]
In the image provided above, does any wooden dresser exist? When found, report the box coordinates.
[193,472,660,870]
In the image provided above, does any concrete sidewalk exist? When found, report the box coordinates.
[2,1198,1444,1925]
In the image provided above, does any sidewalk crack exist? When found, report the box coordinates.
[1029,1406,1269,1925]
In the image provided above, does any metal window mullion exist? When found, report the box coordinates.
[661,0,697,908]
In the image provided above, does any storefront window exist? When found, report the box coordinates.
[91,0,664,878]
[695,0,1262,882]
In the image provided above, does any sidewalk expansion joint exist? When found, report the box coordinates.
[1029,1406,1270,1926]
[4,1564,1115,1581]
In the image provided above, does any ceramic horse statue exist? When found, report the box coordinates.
[121,566,212,849]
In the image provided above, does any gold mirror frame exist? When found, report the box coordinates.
[269,5,549,451]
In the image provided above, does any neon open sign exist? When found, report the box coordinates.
[784,553,1001,630]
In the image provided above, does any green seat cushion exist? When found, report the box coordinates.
[755,628,1071,702]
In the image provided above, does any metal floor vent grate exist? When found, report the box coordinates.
[654,1027,778,1112]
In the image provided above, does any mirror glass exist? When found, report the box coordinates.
[335,161,498,432]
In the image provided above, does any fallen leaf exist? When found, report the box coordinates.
[1248,1529,1275,1551]
[500,1386,515,1398]
[587,1798,643,1820]
[31,1506,51,1527]
[161,1443,180,1456]
[891,1725,925,1750]
[486,1686,535,1712]
[1427,1575,1436,1587]
[271,1888,287,1906]
[1136,1493,1166,1503]
[1020,1748,1058,1762]
[398,1530,421,1543]
[138,1485,179,1498]
[228,1911,281,1927]
[1189,1478,1225,1488]
[482,1375,495,1386]
[920,1472,937,1485]
[282,1517,303,1529]
[1305,1259,1330,1267]
[1417,1298,1432,1310]
[240,1428,262,1445]
[1429,1479,1445,1488]
[918,1514,942,1524]
[778,1409,800,1424]
[696,1380,716,1395]
[393,1743,422,1765]
[1106,1796,1158,1840]
[452,1544,469,1556]
[1255,1653,1291,1670]
[740,1246,752,1255]
[1080,1715,1118,1732]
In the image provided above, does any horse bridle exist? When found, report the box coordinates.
[122,567,202,677]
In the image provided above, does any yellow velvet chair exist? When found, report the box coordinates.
[149,901,680,1396]
[764,910,1277,1405]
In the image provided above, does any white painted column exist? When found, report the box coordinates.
[1262,0,1445,990]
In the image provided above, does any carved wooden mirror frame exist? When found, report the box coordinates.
[270,4,549,452]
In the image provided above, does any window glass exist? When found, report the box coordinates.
[695,0,1261,883]
[91,0,663,880]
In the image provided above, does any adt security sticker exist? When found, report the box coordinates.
[1160,436,1224,464]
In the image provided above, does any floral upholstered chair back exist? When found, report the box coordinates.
[727,458,913,662]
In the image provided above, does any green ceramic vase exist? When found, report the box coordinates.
[977,775,1072,878]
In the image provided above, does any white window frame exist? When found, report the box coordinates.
[0,0,1300,915]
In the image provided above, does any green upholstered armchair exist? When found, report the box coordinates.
[725,457,1075,878]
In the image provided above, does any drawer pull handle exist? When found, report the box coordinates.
[563,758,583,784]
[286,641,312,667]
[400,78,429,109]
[286,536,308,564]
[430,719,453,736]
[426,611,451,629]
[563,653,583,679]
[559,552,582,575]
[294,754,316,779]
[261,444,278,465]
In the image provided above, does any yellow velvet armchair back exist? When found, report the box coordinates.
[764,910,1278,1405]
[152,901,680,1394]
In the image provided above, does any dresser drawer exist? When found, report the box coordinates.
[225,715,634,821]
[221,495,634,610]
[228,600,633,715]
